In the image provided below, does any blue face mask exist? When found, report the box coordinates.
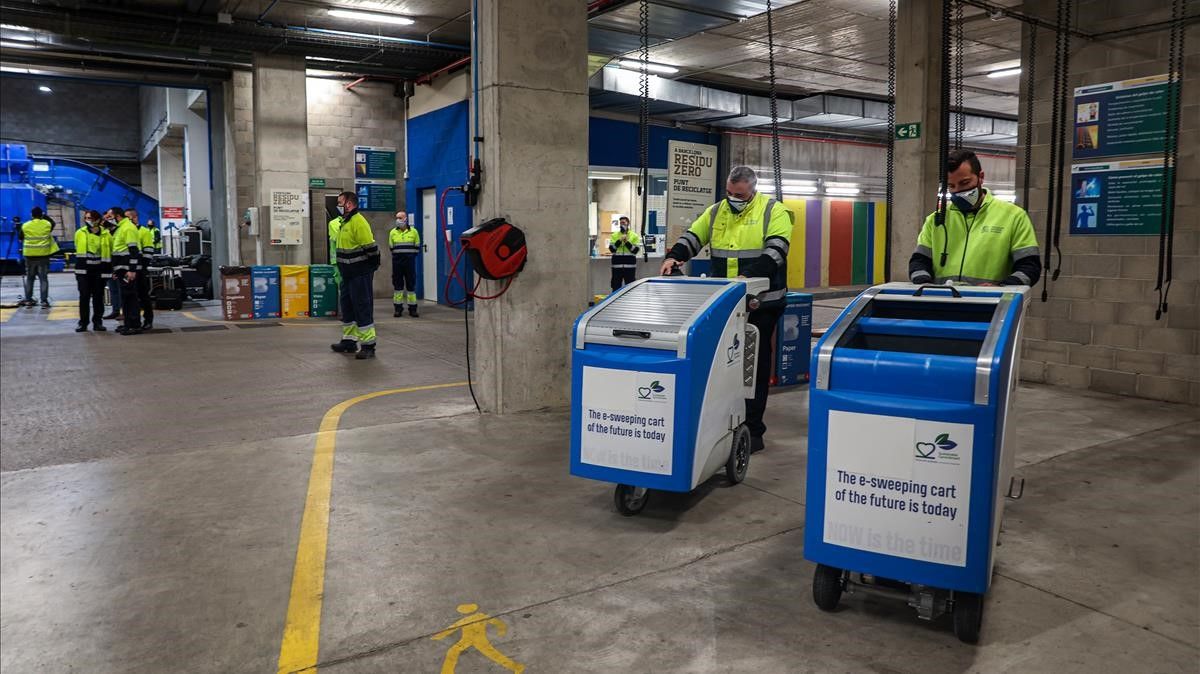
[950,185,981,212]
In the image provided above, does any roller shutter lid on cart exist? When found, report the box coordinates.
[580,280,730,353]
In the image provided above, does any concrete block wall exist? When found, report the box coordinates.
[229,74,404,296]
[1017,3,1199,405]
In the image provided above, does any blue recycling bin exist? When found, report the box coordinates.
[251,265,281,319]
[804,282,1030,643]
[570,276,769,515]
[774,292,812,386]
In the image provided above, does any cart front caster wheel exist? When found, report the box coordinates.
[614,484,649,516]
[812,564,845,611]
[726,425,751,484]
[953,591,984,644]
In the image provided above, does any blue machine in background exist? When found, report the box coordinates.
[570,276,767,515]
[804,282,1030,644]
[0,144,158,274]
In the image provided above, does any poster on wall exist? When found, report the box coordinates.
[1072,74,1171,160]
[1069,158,1166,236]
[353,145,396,180]
[355,179,397,212]
[269,189,306,245]
[665,140,718,258]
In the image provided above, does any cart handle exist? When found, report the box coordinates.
[612,329,652,339]
[912,284,961,298]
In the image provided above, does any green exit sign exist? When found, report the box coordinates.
[895,122,922,140]
[309,177,326,188]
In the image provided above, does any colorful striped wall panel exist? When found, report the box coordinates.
[780,199,888,290]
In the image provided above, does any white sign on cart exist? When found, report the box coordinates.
[579,367,675,475]
[823,411,974,567]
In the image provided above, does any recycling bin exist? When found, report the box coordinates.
[309,264,339,318]
[220,266,253,321]
[804,282,1030,643]
[280,265,309,318]
[773,292,812,386]
[570,276,769,515]
[251,265,281,319]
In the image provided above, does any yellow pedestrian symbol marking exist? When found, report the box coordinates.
[432,603,525,674]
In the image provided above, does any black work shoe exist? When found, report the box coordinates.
[750,436,765,454]
[75,324,88,333]
[93,323,107,332]
[40,301,51,308]
[330,339,358,353]
[393,306,403,317]
[116,327,142,335]
[19,299,34,307]
[355,345,376,360]
[102,312,119,320]
[408,306,419,318]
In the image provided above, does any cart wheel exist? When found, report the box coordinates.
[613,484,649,516]
[953,591,984,644]
[812,564,844,611]
[725,425,751,484]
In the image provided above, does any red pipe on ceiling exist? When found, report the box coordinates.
[415,56,470,85]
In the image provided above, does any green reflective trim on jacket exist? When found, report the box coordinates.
[915,191,1040,284]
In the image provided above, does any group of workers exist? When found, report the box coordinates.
[323,191,422,360]
[16,206,161,335]
[607,151,1041,455]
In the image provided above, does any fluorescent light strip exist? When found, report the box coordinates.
[617,59,678,74]
[1,23,31,31]
[784,187,819,195]
[825,187,861,196]
[588,175,623,180]
[825,182,860,189]
[986,67,1021,78]
[327,8,415,26]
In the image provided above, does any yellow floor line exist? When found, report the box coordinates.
[0,308,14,323]
[46,306,79,321]
[277,382,469,674]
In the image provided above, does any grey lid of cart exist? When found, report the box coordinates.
[580,279,732,355]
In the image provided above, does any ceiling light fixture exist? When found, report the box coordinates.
[0,23,31,31]
[617,59,678,74]
[588,174,624,180]
[986,67,1022,79]
[38,85,52,93]
[327,8,415,26]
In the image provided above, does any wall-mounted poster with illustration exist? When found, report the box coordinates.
[1069,159,1167,236]
[1072,75,1171,160]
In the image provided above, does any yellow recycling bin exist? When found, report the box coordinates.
[280,265,310,318]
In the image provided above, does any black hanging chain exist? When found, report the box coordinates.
[1155,0,1185,319]
[885,0,897,280]
[1021,26,1037,211]
[766,0,783,202]
[1041,0,1067,302]
[1049,0,1072,284]
[936,0,952,265]
[953,0,965,149]
[638,0,650,260]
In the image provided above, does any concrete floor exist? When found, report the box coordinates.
[1,273,1197,672]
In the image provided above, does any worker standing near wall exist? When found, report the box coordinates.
[608,215,640,291]
[330,191,381,360]
[908,150,1042,287]
[102,210,123,321]
[125,209,154,330]
[18,206,59,308]
[660,166,791,454]
[140,219,162,255]
[328,210,343,288]
[110,207,143,335]
[388,211,420,318]
[74,210,111,333]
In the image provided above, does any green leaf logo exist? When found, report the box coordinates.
[935,433,949,444]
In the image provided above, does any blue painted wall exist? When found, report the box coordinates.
[405,100,473,305]
[588,117,721,169]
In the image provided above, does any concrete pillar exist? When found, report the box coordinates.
[472,0,590,413]
[177,90,212,226]
[890,0,946,281]
[252,53,310,265]
[157,140,188,241]
[140,159,159,200]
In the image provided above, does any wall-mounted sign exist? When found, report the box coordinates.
[269,189,307,245]
[354,145,396,180]
[355,179,397,212]
[161,206,185,219]
[895,122,921,140]
[1072,74,1171,160]
[665,140,718,258]
[309,177,326,189]
[1069,158,1166,236]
